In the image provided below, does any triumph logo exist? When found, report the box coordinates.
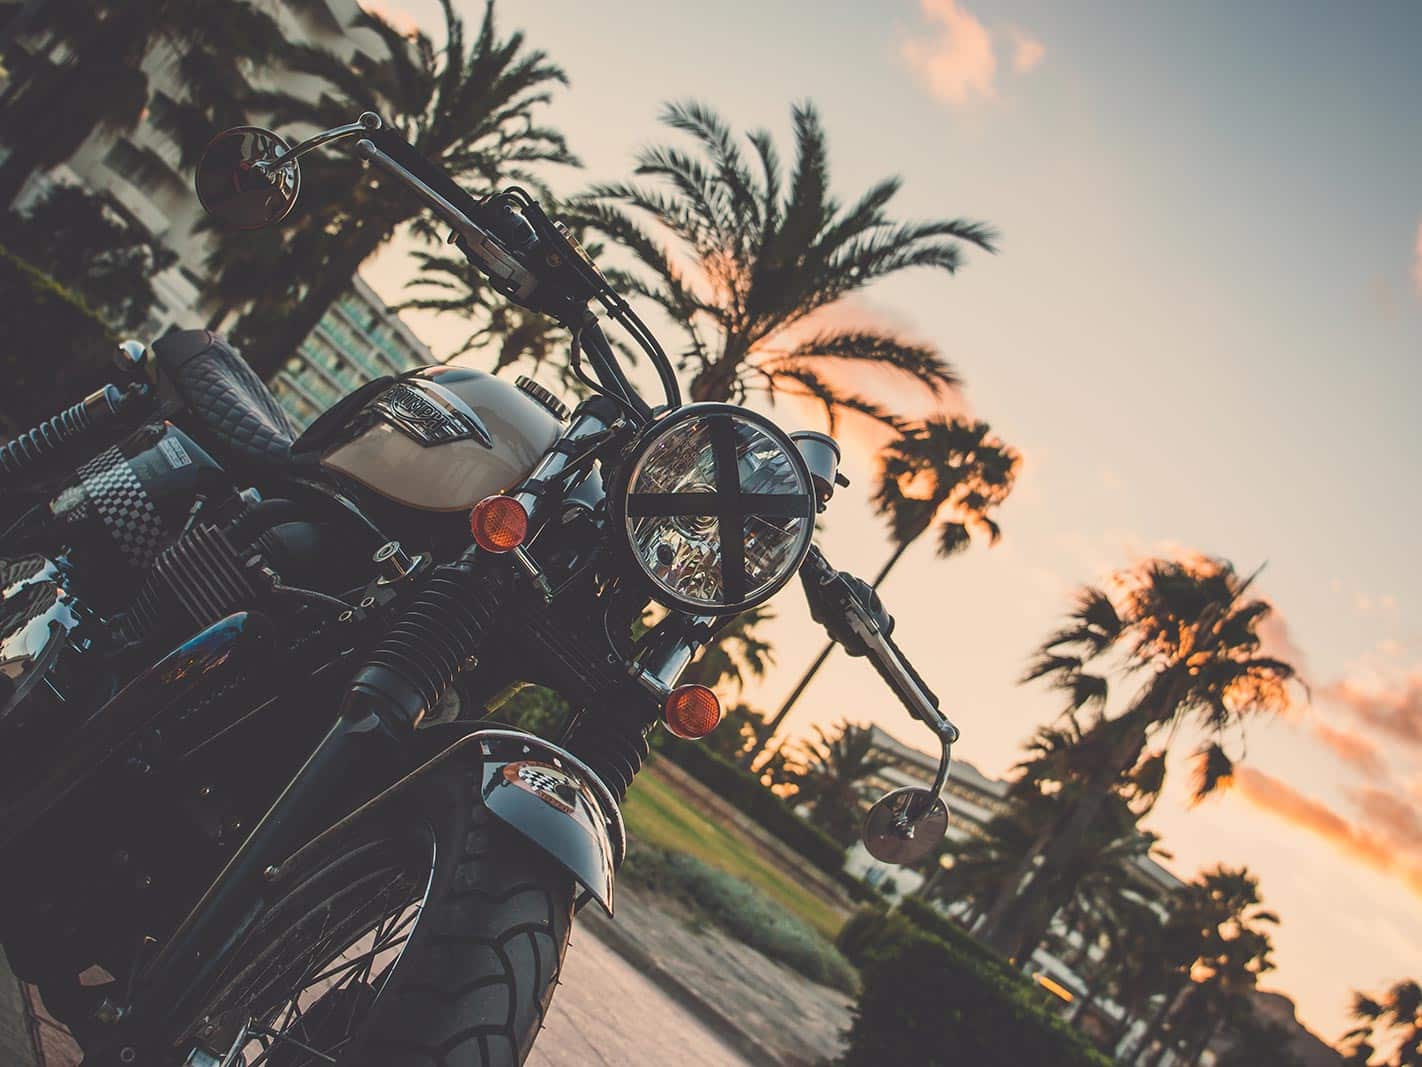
[374,379,494,448]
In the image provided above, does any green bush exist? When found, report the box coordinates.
[841,930,1111,1067]
[658,741,847,876]
[897,897,1015,977]
[835,904,920,968]
[0,245,116,424]
[622,841,858,993]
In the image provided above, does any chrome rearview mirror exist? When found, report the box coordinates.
[195,112,383,230]
[862,786,948,865]
[195,126,301,230]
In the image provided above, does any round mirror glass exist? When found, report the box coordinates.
[862,786,948,865]
[195,126,300,230]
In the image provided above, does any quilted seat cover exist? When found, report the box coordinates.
[152,329,295,476]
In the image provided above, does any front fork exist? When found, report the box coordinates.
[88,551,497,1064]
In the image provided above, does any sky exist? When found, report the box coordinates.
[358,0,1422,1043]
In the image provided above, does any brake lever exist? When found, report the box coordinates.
[802,547,961,799]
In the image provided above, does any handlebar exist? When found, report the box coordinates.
[800,546,960,795]
[351,126,678,419]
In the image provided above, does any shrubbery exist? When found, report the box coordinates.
[837,903,1110,1067]
[622,841,858,993]
[657,740,848,876]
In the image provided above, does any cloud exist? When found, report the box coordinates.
[1350,786,1422,852]
[901,0,998,107]
[1312,720,1386,776]
[1234,767,1422,897]
[1327,673,1422,750]
[1009,28,1046,73]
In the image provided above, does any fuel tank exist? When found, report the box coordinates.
[319,366,563,512]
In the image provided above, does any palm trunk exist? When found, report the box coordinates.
[738,539,913,768]
[241,227,389,381]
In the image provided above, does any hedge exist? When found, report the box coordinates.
[837,906,1110,1067]
[657,740,848,876]
[0,245,116,426]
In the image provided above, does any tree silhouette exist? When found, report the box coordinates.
[575,100,995,422]
[210,0,576,379]
[979,557,1299,958]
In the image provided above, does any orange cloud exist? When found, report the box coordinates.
[1312,720,1385,776]
[901,0,998,106]
[1235,767,1422,897]
[1327,673,1422,749]
[1009,29,1046,73]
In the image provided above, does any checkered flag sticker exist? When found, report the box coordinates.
[76,446,167,571]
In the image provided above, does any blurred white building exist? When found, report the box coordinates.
[4,0,431,416]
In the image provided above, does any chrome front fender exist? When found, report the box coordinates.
[469,729,623,914]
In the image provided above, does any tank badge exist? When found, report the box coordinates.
[502,761,579,814]
[374,379,494,448]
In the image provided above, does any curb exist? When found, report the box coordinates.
[578,907,792,1066]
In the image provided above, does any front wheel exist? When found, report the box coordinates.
[175,762,576,1066]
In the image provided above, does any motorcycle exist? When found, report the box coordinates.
[0,111,962,1066]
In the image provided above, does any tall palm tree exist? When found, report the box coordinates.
[211,0,577,380]
[740,416,1019,766]
[575,100,995,422]
[1343,979,1422,1067]
[780,721,887,846]
[978,556,1300,956]
[0,0,292,208]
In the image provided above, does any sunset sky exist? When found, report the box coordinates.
[361,0,1422,1041]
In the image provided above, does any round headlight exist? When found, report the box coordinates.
[614,404,816,615]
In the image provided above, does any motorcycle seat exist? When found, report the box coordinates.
[151,329,296,476]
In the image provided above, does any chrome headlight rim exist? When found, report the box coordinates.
[610,403,817,616]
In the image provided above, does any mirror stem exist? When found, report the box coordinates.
[255,111,384,174]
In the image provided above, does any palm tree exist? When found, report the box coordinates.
[1343,979,1422,1067]
[740,416,1019,765]
[211,0,577,380]
[978,556,1300,957]
[0,0,292,208]
[939,782,1163,964]
[780,721,886,846]
[574,100,995,421]
[1143,866,1279,1067]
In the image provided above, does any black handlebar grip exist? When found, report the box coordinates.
[0,384,131,485]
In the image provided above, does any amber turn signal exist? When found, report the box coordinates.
[663,684,722,740]
[470,495,528,553]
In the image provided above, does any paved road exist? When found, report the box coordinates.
[6,931,752,1067]
[529,928,752,1067]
